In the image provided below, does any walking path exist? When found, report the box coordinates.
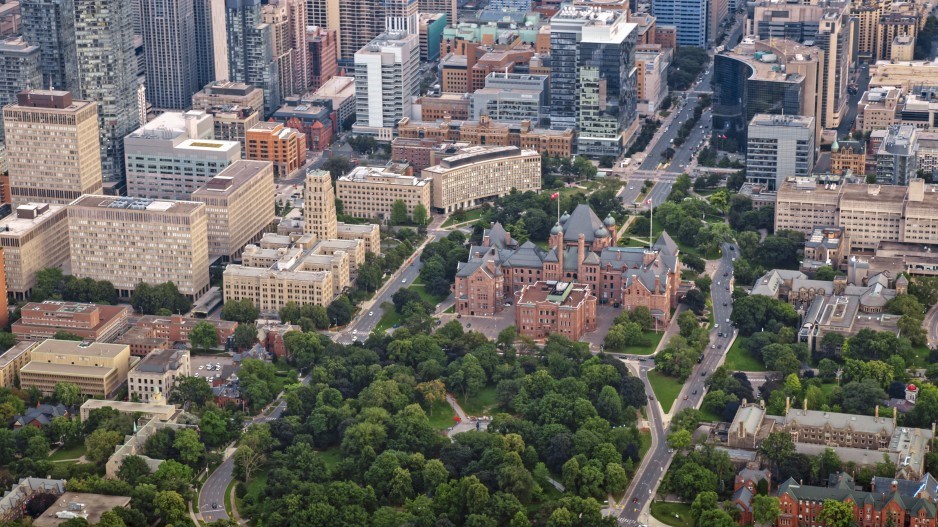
[445,393,489,438]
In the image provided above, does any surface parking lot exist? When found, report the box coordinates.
[190,354,235,382]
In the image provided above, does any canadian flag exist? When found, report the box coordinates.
[550,192,560,200]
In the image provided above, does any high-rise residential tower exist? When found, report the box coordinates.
[194,0,226,86]
[226,0,281,116]
[20,0,81,95]
[139,0,200,110]
[75,0,141,184]
[419,0,456,26]
[4,90,103,205]
[353,31,419,137]
[0,37,42,142]
[262,0,308,96]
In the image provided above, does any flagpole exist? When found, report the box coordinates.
[649,199,653,249]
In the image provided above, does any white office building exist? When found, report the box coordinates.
[352,31,419,140]
[124,110,240,200]
[746,114,817,190]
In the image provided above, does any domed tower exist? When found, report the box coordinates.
[604,215,617,245]
[593,227,611,250]
[549,221,564,249]
[560,211,571,225]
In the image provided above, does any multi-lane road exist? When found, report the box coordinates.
[616,242,738,524]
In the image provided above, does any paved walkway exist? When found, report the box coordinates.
[445,393,489,438]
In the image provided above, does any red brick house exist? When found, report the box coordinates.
[777,473,938,527]
[732,467,771,525]
[454,204,680,322]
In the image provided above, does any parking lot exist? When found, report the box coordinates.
[190,354,235,382]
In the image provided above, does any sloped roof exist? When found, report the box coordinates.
[484,222,511,249]
[563,204,604,243]
[655,231,679,256]
[501,241,547,268]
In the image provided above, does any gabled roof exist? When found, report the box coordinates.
[655,231,679,256]
[563,204,604,243]
[501,241,547,268]
[484,222,511,249]
[625,269,667,294]
[13,404,68,427]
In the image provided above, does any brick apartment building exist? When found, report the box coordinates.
[13,301,130,341]
[515,281,597,340]
[454,204,680,322]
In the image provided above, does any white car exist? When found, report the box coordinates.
[198,365,204,370]
[402,278,407,283]
[195,372,200,377]
[368,311,374,316]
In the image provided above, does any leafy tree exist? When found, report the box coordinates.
[697,508,737,527]
[413,204,429,227]
[816,499,856,527]
[667,429,693,451]
[52,331,84,341]
[169,376,213,407]
[327,295,354,326]
[759,432,795,480]
[231,323,257,350]
[322,156,353,179]
[131,282,191,315]
[173,428,205,467]
[154,490,188,525]
[85,428,123,464]
[840,379,887,414]
[117,455,151,485]
[682,289,707,314]
[53,382,82,406]
[814,266,836,281]
[691,491,719,520]
[221,299,260,324]
[391,200,410,225]
[189,321,219,351]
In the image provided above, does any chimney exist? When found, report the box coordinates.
[875,405,879,419]
[894,406,897,427]
[557,246,564,278]
[578,234,585,266]
[504,230,511,247]
[654,275,661,293]
[803,398,807,416]
[760,399,765,409]
[785,396,791,414]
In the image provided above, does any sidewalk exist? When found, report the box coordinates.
[445,393,489,438]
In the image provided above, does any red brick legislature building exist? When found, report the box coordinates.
[515,281,597,341]
[454,204,680,322]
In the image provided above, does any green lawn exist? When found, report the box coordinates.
[224,479,234,518]
[375,302,403,333]
[619,330,665,355]
[647,370,682,413]
[819,382,839,397]
[427,400,457,430]
[317,447,343,471]
[460,385,498,416]
[651,501,695,527]
[638,430,652,460]
[723,337,767,372]
[244,468,268,503]
[911,344,931,367]
[48,443,85,462]
[441,208,486,228]
[410,277,449,305]
[698,407,722,422]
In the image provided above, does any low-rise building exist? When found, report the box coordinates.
[515,281,597,341]
[309,76,356,129]
[245,122,307,179]
[0,203,69,299]
[80,396,176,421]
[802,227,848,271]
[422,144,541,213]
[191,160,276,262]
[875,124,919,185]
[335,165,432,222]
[67,196,210,299]
[19,339,132,398]
[13,301,130,342]
[12,404,68,429]
[129,314,236,348]
[127,348,189,403]
[0,341,39,388]
[336,223,381,255]
[857,87,901,132]
[918,131,938,176]
[830,139,866,176]
[469,73,548,122]
[271,99,335,152]
[419,93,472,121]
[729,401,931,479]
[0,478,65,524]
[396,116,575,158]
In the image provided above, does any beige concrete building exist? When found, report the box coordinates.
[4,90,102,206]
[336,165,431,222]
[303,169,337,240]
[635,44,671,115]
[892,34,915,61]
[67,196,210,299]
[870,60,938,93]
[336,223,381,255]
[127,348,189,403]
[878,5,919,61]
[80,397,176,421]
[0,204,70,299]
[191,160,276,262]
[19,339,132,398]
[422,145,541,213]
[857,87,900,132]
[776,176,938,251]
[223,257,335,313]
[0,341,39,388]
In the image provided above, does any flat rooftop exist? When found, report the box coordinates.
[176,138,240,153]
[80,399,176,416]
[719,38,819,83]
[192,160,272,196]
[0,203,65,236]
[133,348,186,373]
[517,281,592,307]
[0,341,39,370]
[840,183,912,203]
[33,492,131,527]
[339,166,429,186]
[31,339,128,359]
[69,195,204,215]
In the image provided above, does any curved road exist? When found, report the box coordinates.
[616,243,738,524]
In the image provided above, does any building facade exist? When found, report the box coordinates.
[515,281,598,341]
[336,166,432,222]
[124,111,240,200]
[0,37,41,141]
[74,0,141,184]
[421,145,541,213]
[0,204,70,299]
[127,348,190,403]
[19,0,80,95]
[745,114,817,190]
[875,124,919,185]
[67,196,210,299]
[19,339,132,398]
[225,0,281,116]
[191,160,276,261]
[353,31,420,138]
[190,81,263,150]
[13,301,130,342]
[245,121,306,178]
[653,0,707,46]
[4,90,103,205]
[139,0,200,110]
